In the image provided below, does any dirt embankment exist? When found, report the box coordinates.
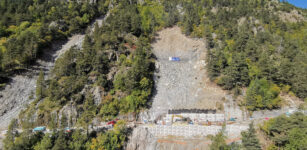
[144,26,227,121]
[128,27,238,150]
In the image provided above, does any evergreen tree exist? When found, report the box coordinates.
[60,112,68,129]
[34,134,53,150]
[79,94,96,136]
[49,113,57,131]
[69,129,87,150]
[3,119,18,150]
[209,126,228,150]
[241,122,261,150]
[36,69,45,99]
[52,131,68,150]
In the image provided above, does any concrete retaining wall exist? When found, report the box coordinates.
[143,125,248,137]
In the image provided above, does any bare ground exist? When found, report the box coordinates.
[129,27,247,150]
[145,27,227,122]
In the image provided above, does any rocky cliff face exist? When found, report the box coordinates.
[126,127,157,150]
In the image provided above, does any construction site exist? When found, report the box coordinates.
[141,108,248,138]
[126,27,250,150]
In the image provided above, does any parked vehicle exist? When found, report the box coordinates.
[33,126,46,132]
[65,127,73,133]
[229,118,236,121]
[107,119,118,126]
[169,57,180,61]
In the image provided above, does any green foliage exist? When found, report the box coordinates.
[5,0,307,149]
[34,133,53,150]
[183,0,307,103]
[52,131,69,150]
[69,130,87,150]
[138,0,165,34]
[3,119,18,150]
[6,130,44,150]
[245,78,282,110]
[36,69,46,99]
[78,94,97,134]
[209,126,229,150]
[86,120,128,150]
[261,113,307,149]
[0,0,105,81]
[241,122,261,150]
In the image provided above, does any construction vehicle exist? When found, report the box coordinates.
[229,118,236,121]
[171,115,193,124]
[171,114,184,123]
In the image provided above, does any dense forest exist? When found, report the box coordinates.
[0,0,108,82]
[198,0,307,110]
[4,0,162,149]
[2,0,307,149]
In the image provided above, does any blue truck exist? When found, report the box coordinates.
[229,118,236,121]
[33,126,46,132]
[169,57,180,61]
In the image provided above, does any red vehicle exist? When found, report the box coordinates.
[107,120,117,126]
[65,127,72,133]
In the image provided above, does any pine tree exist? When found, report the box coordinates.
[34,133,53,150]
[69,129,87,150]
[49,113,57,131]
[60,112,68,129]
[52,131,68,150]
[80,94,96,136]
[241,122,261,150]
[3,119,18,150]
[210,126,228,150]
[36,69,45,99]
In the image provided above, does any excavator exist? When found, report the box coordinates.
[171,115,193,124]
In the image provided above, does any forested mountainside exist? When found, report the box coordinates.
[1,0,307,150]
[0,0,108,82]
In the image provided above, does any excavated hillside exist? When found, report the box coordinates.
[127,27,244,150]
[142,27,229,122]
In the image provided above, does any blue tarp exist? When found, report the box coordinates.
[169,57,180,61]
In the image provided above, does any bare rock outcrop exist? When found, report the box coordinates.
[58,102,78,126]
[126,127,157,150]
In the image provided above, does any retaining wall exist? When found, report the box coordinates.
[143,125,248,137]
